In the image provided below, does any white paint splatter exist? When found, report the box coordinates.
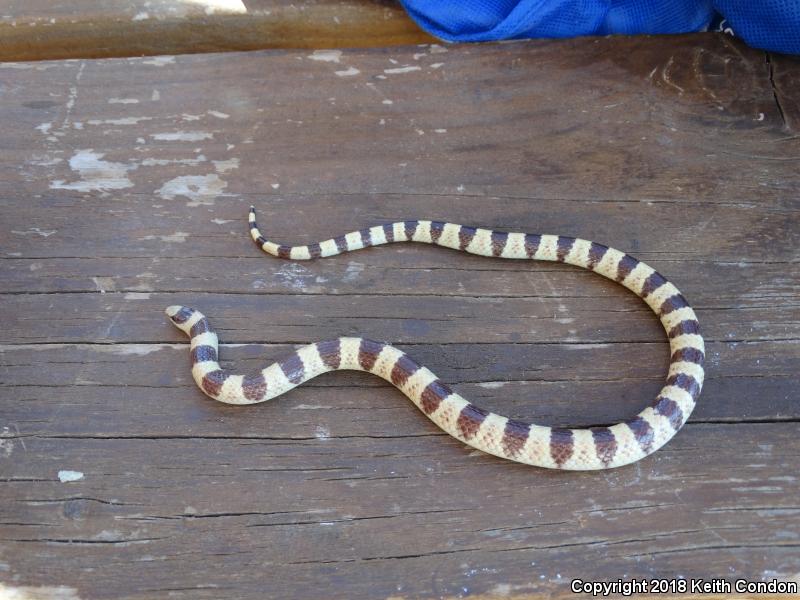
[132,11,149,20]
[142,55,176,67]
[151,90,160,101]
[96,344,168,356]
[271,183,280,189]
[307,50,342,63]
[156,174,228,206]
[50,150,135,191]
[335,66,360,77]
[87,117,152,126]
[382,99,393,105]
[11,228,57,238]
[124,292,151,300]
[430,62,445,69]
[315,425,330,440]
[58,470,84,482]
[108,98,139,104]
[63,78,81,126]
[142,231,188,243]
[0,584,82,600]
[140,156,206,167]
[434,128,447,133]
[1,63,38,70]
[384,66,421,74]
[212,158,239,173]
[207,110,230,119]
[35,122,52,134]
[93,530,126,542]
[151,131,213,141]
[478,382,506,389]
[0,439,13,457]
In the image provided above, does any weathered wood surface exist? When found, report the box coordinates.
[0,0,433,62]
[770,52,800,133]
[1,33,799,599]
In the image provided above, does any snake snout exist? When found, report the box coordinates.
[165,305,196,326]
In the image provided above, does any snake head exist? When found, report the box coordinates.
[165,305,197,333]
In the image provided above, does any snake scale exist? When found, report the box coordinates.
[166,206,704,470]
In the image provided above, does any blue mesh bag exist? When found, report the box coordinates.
[399,0,714,41]
[712,1,800,54]
[400,0,800,54]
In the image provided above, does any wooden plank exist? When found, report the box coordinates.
[0,339,797,439]
[0,1,433,62]
[1,251,799,296]
[2,425,799,598]
[0,36,791,205]
[2,35,800,598]
[1,285,798,346]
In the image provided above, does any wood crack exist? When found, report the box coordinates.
[767,52,788,129]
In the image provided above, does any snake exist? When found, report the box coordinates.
[165,206,704,470]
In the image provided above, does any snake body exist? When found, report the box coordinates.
[165,207,704,470]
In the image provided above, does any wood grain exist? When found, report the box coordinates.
[769,52,800,133]
[1,34,799,598]
[0,0,433,62]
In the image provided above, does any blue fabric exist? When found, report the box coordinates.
[712,1,800,54]
[400,0,800,54]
